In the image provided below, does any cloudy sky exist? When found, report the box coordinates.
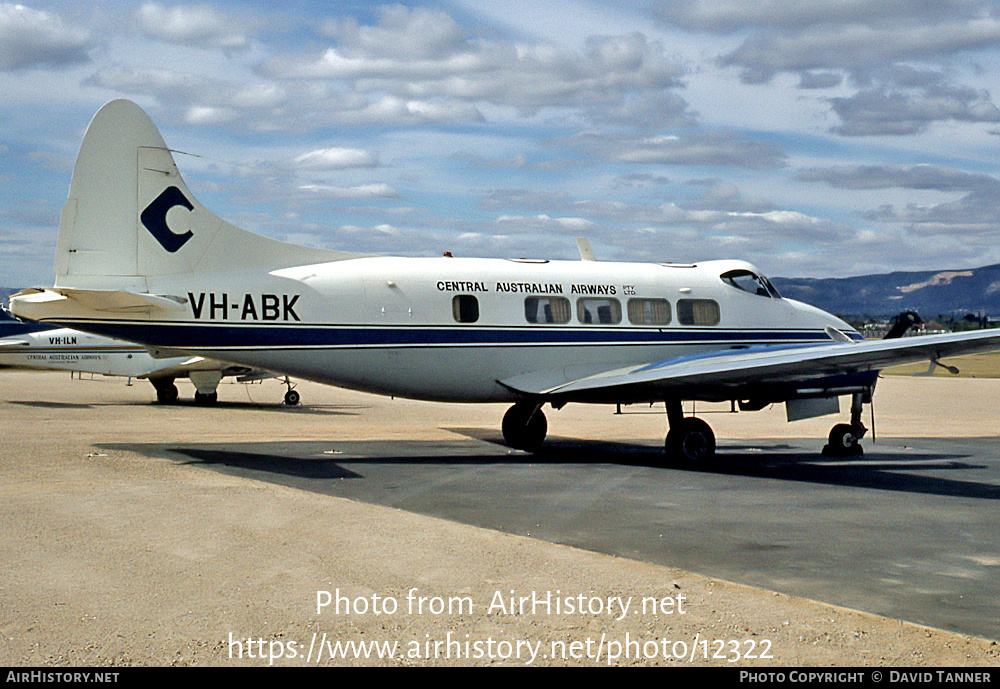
[3,0,1000,287]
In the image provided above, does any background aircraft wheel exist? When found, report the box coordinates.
[502,403,547,451]
[284,389,301,406]
[154,381,178,404]
[824,423,864,457]
[665,417,716,463]
[194,391,218,406]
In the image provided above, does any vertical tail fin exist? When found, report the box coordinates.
[54,100,358,291]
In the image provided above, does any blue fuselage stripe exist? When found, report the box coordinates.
[48,320,847,350]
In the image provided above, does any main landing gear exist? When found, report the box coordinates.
[664,400,716,463]
[151,377,179,404]
[500,398,720,462]
[502,401,547,451]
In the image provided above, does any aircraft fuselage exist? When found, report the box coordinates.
[43,256,859,403]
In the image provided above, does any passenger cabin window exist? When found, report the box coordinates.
[721,269,781,298]
[677,299,720,326]
[452,295,479,323]
[524,296,571,324]
[577,298,621,325]
[627,298,671,325]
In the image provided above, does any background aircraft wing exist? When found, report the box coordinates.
[501,329,1000,398]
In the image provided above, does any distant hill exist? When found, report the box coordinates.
[773,264,1000,318]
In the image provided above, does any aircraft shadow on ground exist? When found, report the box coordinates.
[525,435,1000,501]
[7,398,368,416]
[154,401,369,416]
[101,431,1000,502]
[9,400,97,409]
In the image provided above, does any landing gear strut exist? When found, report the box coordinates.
[823,391,869,457]
[502,401,547,451]
[664,400,716,463]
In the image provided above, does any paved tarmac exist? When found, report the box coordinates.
[2,369,999,666]
[110,433,1000,641]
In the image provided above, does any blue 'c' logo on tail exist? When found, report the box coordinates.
[141,186,194,252]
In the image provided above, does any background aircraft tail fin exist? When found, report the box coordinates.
[54,99,359,292]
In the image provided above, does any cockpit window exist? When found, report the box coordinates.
[721,269,781,298]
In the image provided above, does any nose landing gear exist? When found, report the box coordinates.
[283,377,301,406]
[822,391,870,457]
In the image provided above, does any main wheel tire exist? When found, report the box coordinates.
[665,417,716,463]
[502,403,547,451]
[284,389,301,406]
[155,382,179,404]
[194,391,218,406]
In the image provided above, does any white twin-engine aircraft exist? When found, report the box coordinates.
[10,100,1000,461]
[0,318,300,405]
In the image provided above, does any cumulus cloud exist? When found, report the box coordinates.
[264,6,686,121]
[184,104,236,125]
[797,164,1000,192]
[86,65,292,130]
[0,3,92,71]
[86,64,208,100]
[719,18,1000,84]
[648,1,1000,137]
[830,86,1000,136]
[137,2,249,50]
[480,180,844,265]
[299,183,396,200]
[648,0,984,34]
[494,214,597,236]
[799,164,1000,254]
[338,94,483,125]
[293,147,378,170]
[572,130,787,169]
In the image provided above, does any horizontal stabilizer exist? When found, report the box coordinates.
[11,287,187,323]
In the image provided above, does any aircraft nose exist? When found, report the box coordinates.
[787,298,861,339]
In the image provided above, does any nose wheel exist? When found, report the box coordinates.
[822,391,870,457]
[282,377,300,405]
[824,423,865,456]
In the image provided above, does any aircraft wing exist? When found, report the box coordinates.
[501,328,1000,398]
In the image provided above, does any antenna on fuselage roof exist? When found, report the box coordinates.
[576,237,597,261]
